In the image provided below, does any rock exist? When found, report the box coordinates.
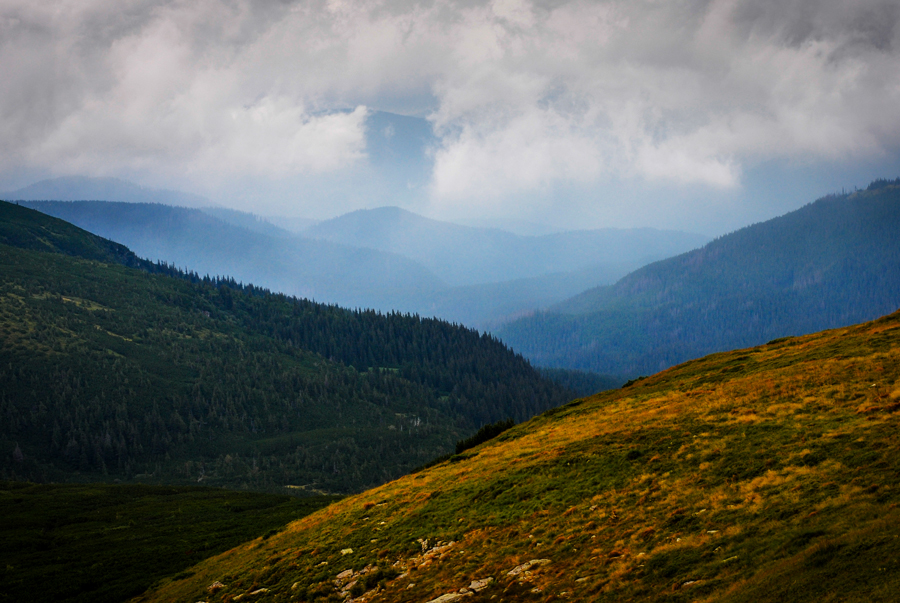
[249,588,269,595]
[341,548,354,555]
[336,569,354,580]
[207,581,225,593]
[469,578,493,592]
[424,593,473,603]
[507,559,551,577]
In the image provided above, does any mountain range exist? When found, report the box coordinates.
[12,185,707,328]
[499,179,900,377]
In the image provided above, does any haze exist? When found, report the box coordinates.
[1,0,899,234]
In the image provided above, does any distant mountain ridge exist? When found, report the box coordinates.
[19,200,445,311]
[4,176,211,207]
[498,178,900,376]
[17,190,707,329]
[307,206,708,287]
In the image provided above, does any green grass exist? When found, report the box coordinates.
[0,481,339,603]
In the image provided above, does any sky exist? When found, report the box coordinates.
[1,0,899,235]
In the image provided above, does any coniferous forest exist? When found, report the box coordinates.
[0,201,572,493]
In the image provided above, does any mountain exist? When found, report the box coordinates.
[19,200,445,311]
[0,201,572,493]
[418,263,634,329]
[307,206,708,287]
[3,176,211,207]
[135,308,900,603]
[200,207,296,239]
[498,179,900,377]
[20,198,705,329]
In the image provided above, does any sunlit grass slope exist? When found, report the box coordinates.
[136,308,900,602]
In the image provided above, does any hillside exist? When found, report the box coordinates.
[136,308,900,603]
[499,180,900,377]
[0,201,571,493]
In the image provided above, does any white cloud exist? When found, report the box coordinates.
[0,0,898,213]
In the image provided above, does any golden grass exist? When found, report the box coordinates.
[135,311,900,603]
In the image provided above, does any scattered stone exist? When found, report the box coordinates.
[424,592,473,603]
[407,583,416,589]
[531,587,543,594]
[341,548,354,555]
[316,561,329,567]
[336,569,354,580]
[291,583,299,590]
[468,577,493,592]
[507,559,551,577]
[207,581,226,593]
[249,588,269,595]
[575,578,588,583]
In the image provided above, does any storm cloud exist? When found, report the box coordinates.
[1,0,898,226]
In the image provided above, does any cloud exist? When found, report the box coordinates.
[0,0,898,210]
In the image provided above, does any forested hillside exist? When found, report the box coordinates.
[499,179,900,376]
[0,201,571,493]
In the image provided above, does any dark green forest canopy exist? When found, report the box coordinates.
[0,201,572,493]
[499,180,900,377]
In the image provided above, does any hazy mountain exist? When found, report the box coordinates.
[498,178,900,377]
[200,207,295,238]
[420,262,637,329]
[307,206,708,287]
[3,176,211,207]
[139,308,900,603]
[0,200,572,492]
[17,195,706,329]
[21,201,444,311]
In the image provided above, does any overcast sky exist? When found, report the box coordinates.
[1,0,898,234]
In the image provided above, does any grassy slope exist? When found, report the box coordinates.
[0,482,338,603]
[137,309,900,603]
